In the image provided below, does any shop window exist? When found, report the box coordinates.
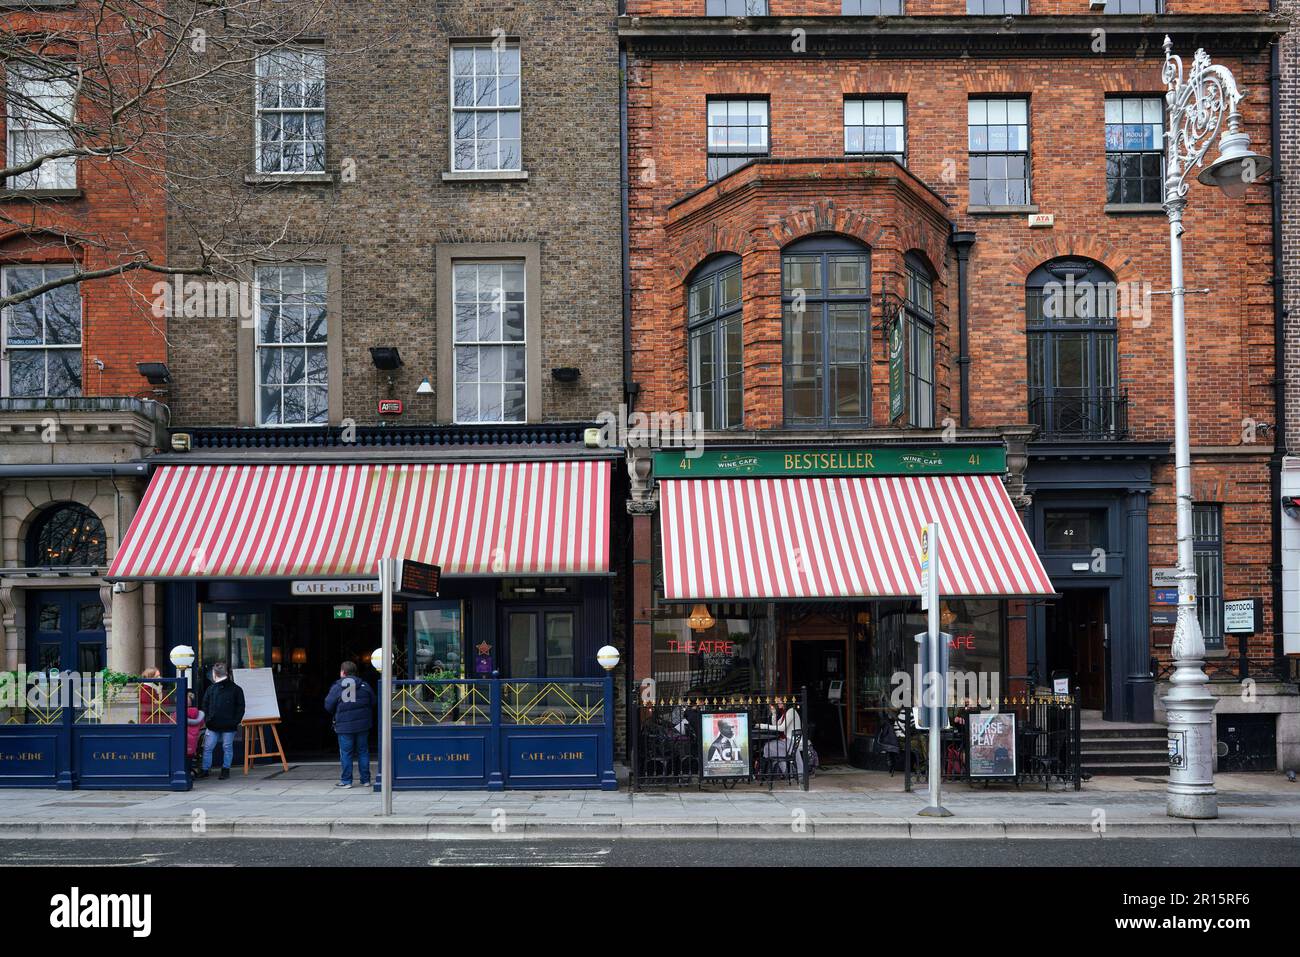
[411,605,464,678]
[967,0,1024,11]
[782,235,872,428]
[651,603,775,698]
[687,255,744,430]
[27,502,106,567]
[1043,508,1108,553]
[1104,0,1162,12]
[1193,505,1223,645]
[504,608,579,678]
[2,265,82,398]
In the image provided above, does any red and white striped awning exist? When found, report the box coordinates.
[659,474,1052,601]
[108,462,611,580]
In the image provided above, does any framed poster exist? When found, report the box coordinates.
[967,711,1017,779]
[701,711,750,780]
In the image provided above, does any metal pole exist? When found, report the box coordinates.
[1163,203,1217,819]
[380,556,394,817]
[918,522,950,817]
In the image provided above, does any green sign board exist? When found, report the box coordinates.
[653,445,1006,479]
[888,311,906,422]
[333,605,354,620]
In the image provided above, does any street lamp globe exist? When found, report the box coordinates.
[169,644,196,673]
[1198,129,1272,199]
[596,645,620,672]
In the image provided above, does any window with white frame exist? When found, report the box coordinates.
[451,42,521,173]
[968,97,1030,206]
[844,97,905,163]
[707,98,769,182]
[255,47,325,174]
[255,264,328,425]
[2,265,81,397]
[453,261,526,423]
[6,66,77,190]
[706,0,767,13]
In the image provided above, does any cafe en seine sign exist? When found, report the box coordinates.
[653,445,1006,479]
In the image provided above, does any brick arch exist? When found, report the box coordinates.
[898,221,949,280]
[0,227,85,261]
[765,199,884,252]
[1008,234,1141,287]
[666,224,760,284]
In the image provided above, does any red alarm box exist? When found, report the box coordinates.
[378,399,403,415]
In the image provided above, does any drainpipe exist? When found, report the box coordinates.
[950,230,977,428]
[619,45,636,413]
[1267,20,1288,673]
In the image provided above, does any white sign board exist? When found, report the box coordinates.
[233,668,280,722]
[1151,567,1181,588]
[1223,599,1257,635]
[1053,677,1070,695]
[291,579,381,597]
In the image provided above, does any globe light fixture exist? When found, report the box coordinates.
[169,644,196,674]
[596,645,620,672]
[370,647,384,672]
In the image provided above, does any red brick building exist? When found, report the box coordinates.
[0,1,169,677]
[620,2,1291,766]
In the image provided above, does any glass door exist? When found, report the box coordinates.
[501,606,579,678]
[408,602,465,679]
[198,606,268,692]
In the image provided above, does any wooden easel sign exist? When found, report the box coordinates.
[233,668,287,774]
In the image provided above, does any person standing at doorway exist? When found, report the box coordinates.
[325,660,375,789]
[199,663,245,780]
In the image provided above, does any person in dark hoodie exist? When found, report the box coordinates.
[324,660,375,789]
[198,662,245,780]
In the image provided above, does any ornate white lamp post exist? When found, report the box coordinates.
[1161,36,1271,819]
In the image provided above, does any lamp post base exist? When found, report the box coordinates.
[1167,787,1218,820]
[917,805,954,818]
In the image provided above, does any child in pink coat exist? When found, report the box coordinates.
[186,692,206,770]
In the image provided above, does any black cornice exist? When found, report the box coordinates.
[619,14,1284,58]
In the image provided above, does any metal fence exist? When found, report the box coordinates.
[631,690,810,791]
[902,693,1082,791]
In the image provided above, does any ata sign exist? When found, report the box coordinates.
[378,399,403,415]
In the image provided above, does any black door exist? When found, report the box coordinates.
[27,589,106,674]
[790,639,847,759]
[500,606,580,678]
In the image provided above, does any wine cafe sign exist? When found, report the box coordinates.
[653,445,1007,479]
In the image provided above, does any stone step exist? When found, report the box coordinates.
[1081,737,1168,752]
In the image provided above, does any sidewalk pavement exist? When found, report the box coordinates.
[1,764,1297,840]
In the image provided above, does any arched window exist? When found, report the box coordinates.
[782,235,871,428]
[687,255,743,430]
[27,502,107,567]
[1026,258,1123,439]
[904,253,935,428]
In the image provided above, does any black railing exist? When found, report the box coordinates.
[631,690,810,791]
[1028,387,1129,441]
[902,694,1082,791]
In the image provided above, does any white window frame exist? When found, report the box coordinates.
[1,264,81,397]
[254,47,326,175]
[6,65,77,190]
[449,41,522,173]
[253,264,329,427]
[451,259,527,424]
[844,96,906,164]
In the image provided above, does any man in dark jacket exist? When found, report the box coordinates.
[324,660,375,789]
[198,662,245,780]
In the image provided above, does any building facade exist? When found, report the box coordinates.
[112,1,630,759]
[621,1,1294,767]
[0,1,170,679]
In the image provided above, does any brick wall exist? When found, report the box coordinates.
[624,1,1270,16]
[166,2,624,428]
[1281,1,1300,452]
[0,2,167,399]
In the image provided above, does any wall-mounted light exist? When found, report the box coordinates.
[552,367,581,384]
[369,347,403,371]
[137,362,171,385]
[417,379,434,395]
[290,648,307,665]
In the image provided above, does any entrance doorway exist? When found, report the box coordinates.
[500,606,580,678]
[789,639,848,760]
[1046,589,1108,710]
[26,589,106,674]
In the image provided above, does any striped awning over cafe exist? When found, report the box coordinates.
[108,461,611,580]
[658,474,1053,601]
